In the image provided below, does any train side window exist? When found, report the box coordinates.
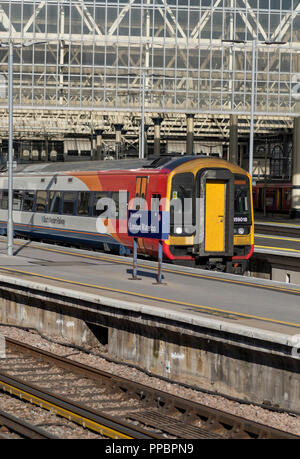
[23,191,35,212]
[13,190,23,211]
[49,191,61,214]
[62,191,76,215]
[92,191,110,217]
[77,191,90,216]
[0,190,8,210]
[36,191,48,213]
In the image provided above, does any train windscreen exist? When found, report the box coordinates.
[234,175,252,233]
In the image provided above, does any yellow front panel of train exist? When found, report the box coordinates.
[205,180,225,252]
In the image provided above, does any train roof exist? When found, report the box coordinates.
[0,158,151,174]
[0,155,246,176]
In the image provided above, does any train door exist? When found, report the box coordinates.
[134,176,148,253]
[195,169,234,257]
[204,180,225,252]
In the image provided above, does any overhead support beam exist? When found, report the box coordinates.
[229,114,238,164]
[114,124,123,160]
[152,117,163,156]
[186,114,195,155]
[95,129,104,161]
[290,50,300,217]
[291,115,300,218]
[143,123,150,159]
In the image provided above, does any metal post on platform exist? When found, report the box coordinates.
[0,38,48,256]
[7,40,13,256]
[157,240,162,283]
[133,237,137,279]
[154,240,165,285]
[130,237,141,280]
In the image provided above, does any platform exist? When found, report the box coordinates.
[0,237,299,337]
[0,237,300,413]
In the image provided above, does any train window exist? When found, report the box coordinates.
[23,191,35,212]
[77,191,90,216]
[36,191,48,213]
[62,192,76,215]
[234,175,251,224]
[0,191,8,210]
[49,191,61,214]
[235,190,248,213]
[13,190,22,211]
[235,187,249,213]
[92,191,110,217]
[151,194,161,212]
[170,173,194,235]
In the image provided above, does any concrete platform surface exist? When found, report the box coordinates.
[0,238,299,337]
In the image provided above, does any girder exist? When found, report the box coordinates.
[0,0,298,139]
[0,109,292,142]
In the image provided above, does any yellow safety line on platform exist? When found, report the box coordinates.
[0,378,133,439]
[4,240,300,296]
[255,234,300,242]
[255,245,300,254]
[255,221,300,227]
[0,265,299,329]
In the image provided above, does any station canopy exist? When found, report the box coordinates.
[0,0,299,137]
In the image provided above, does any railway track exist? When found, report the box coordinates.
[0,337,298,439]
[255,221,300,238]
[0,409,56,439]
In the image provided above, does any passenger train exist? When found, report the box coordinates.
[252,182,292,214]
[0,156,254,273]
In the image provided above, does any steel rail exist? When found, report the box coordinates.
[0,409,56,439]
[5,337,300,440]
[255,223,300,238]
[0,347,159,440]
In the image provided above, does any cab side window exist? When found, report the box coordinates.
[170,173,194,235]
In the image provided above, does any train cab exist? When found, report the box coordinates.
[152,156,254,273]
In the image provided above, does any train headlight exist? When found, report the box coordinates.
[175,227,183,234]
[238,227,245,235]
